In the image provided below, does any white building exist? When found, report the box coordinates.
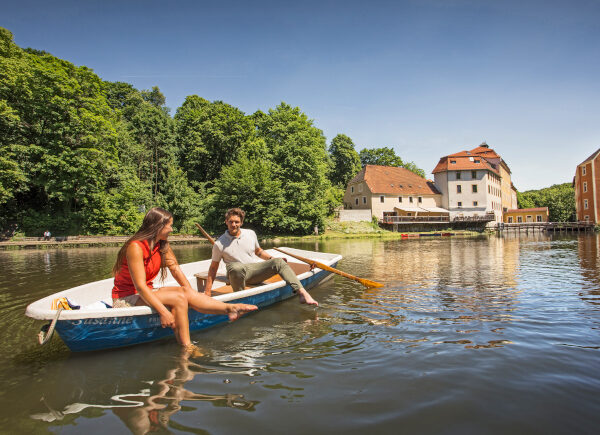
[432,142,517,224]
[344,165,447,220]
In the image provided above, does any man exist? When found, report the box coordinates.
[204,208,318,306]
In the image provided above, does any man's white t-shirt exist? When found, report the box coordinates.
[211,228,261,264]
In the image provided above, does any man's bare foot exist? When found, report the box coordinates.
[227,303,258,321]
[298,288,318,306]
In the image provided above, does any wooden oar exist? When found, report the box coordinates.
[195,223,216,245]
[273,247,384,288]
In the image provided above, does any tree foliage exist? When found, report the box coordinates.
[517,182,575,222]
[328,134,361,187]
[0,27,347,236]
[359,146,425,177]
[175,96,254,184]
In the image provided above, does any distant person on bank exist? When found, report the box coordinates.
[112,207,257,353]
[204,208,318,306]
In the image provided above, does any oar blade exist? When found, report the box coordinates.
[274,247,384,289]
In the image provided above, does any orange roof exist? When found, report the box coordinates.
[432,155,500,174]
[505,207,549,213]
[433,142,504,174]
[349,165,440,195]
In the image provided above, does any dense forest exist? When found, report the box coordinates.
[517,182,576,222]
[0,28,423,236]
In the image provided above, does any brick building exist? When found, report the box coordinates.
[574,148,600,223]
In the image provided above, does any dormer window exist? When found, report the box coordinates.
[474,159,480,163]
[450,160,457,164]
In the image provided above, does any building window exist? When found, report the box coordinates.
[583,182,587,193]
[398,196,402,202]
[358,184,363,192]
[355,198,358,206]
[585,215,590,222]
[380,195,385,203]
[351,186,354,193]
[363,196,367,204]
[474,159,480,163]
[418,197,422,203]
[471,171,477,179]
[450,160,456,164]
[456,171,461,180]
[536,215,542,222]
[583,166,587,176]
[584,199,588,209]
[517,216,523,223]
[457,202,462,207]
[508,217,513,223]
[472,184,478,193]
[409,197,414,203]
[457,185,462,194]
[473,201,478,206]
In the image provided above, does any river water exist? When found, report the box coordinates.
[1,234,599,434]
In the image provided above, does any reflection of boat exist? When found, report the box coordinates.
[25,247,341,352]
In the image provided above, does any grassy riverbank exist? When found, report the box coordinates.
[0,220,481,249]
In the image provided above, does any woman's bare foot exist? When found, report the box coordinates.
[183,344,204,358]
[298,288,318,306]
[227,303,258,321]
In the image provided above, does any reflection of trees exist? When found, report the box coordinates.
[31,351,258,433]
[577,234,600,306]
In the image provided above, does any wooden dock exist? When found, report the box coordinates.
[496,222,595,234]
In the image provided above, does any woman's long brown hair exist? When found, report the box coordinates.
[112,207,173,282]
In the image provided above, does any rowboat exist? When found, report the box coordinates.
[25,247,342,352]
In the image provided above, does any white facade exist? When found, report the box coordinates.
[435,169,502,222]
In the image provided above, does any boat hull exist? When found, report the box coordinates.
[54,265,335,352]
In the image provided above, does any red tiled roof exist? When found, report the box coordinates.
[432,155,500,174]
[578,148,600,166]
[349,165,440,195]
[505,207,549,213]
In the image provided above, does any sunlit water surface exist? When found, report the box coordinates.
[1,234,599,434]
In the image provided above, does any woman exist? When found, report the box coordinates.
[112,207,257,351]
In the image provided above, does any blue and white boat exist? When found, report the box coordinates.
[25,247,341,352]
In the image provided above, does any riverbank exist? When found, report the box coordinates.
[0,221,480,250]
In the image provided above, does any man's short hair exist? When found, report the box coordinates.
[225,208,245,222]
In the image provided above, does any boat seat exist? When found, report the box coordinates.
[194,262,311,296]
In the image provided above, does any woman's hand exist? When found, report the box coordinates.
[160,310,176,328]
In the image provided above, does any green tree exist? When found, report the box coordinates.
[517,182,575,222]
[328,134,361,187]
[0,28,124,233]
[211,139,286,232]
[175,95,254,184]
[254,102,331,233]
[359,146,426,177]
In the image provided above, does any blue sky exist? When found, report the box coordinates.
[3,0,600,190]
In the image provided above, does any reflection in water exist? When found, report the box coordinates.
[30,350,258,433]
[578,233,600,308]
[3,236,600,434]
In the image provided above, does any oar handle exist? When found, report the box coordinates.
[195,223,215,245]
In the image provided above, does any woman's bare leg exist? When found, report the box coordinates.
[137,287,192,346]
[181,287,257,321]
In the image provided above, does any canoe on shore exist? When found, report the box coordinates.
[25,247,342,352]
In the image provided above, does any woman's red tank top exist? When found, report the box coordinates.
[112,240,162,299]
